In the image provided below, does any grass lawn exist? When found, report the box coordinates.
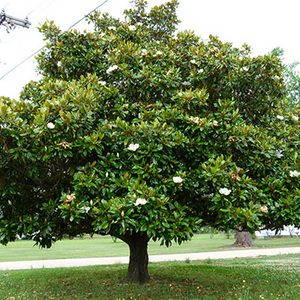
[0,253,300,299]
[0,234,300,262]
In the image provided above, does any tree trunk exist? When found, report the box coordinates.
[122,233,150,284]
[230,230,256,247]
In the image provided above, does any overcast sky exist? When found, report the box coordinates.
[1,0,300,99]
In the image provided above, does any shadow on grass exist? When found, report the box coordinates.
[0,259,300,299]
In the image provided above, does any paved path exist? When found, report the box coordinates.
[1,247,300,271]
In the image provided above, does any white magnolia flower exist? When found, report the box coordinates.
[276,115,284,120]
[65,193,76,202]
[290,170,300,177]
[190,59,197,65]
[178,92,183,96]
[202,193,214,198]
[198,68,204,73]
[190,116,200,123]
[141,49,148,55]
[154,51,163,56]
[173,176,183,183]
[57,61,62,67]
[127,143,140,151]
[128,25,136,31]
[292,115,299,121]
[99,81,106,86]
[182,81,191,86]
[259,205,268,213]
[106,65,118,74]
[242,66,249,72]
[219,188,231,196]
[134,198,147,206]
[274,150,284,158]
[81,206,90,213]
[47,122,55,129]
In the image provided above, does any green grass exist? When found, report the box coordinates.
[1,234,300,262]
[1,254,300,299]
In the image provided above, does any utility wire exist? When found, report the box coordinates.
[30,0,59,22]
[0,0,109,82]
[0,2,9,10]
[26,0,55,19]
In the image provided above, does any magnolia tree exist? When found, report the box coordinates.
[271,47,300,110]
[1,0,300,283]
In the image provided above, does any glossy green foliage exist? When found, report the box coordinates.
[0,0,299,248]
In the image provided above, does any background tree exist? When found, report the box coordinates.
[285,61,300,107]
[1,0,300,283]
[271,47,300,109]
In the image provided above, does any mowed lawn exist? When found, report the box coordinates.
[0,234,300,261]
[0,254,300,299]
[0,235,300,299]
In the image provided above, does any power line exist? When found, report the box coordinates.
[68,0,109,29]
[29,0,59,22]
[0,0,109,82]
[26,0,55,18]
[0,2,9,10]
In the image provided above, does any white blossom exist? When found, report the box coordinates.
[47,122,55,129]
[108,26,115,31]
[219,187,231,196]
[276,115,284,120]
[141,49,148,56]
[274,150,283,158]
[99,81,106,86]
[81,206,90,213]
[173,176,183,183]
[202,193,214,198]
[127,143,140,151]
[65,193,76,202]
[57,61,62,67]
[290,170,300,177]
[128,25,136,31]
[190,59,197,65]
[106,65,118,74]
[292,115,299,121]
[182,81,191,86]
[134,198,147,206]
[198,68,204,73]
[154,51,163,56]
[259,205,268,213]
[190,116,200,123]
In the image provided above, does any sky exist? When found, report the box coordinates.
[0,0,300,99]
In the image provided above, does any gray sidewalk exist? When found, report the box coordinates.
[1,247,300,271]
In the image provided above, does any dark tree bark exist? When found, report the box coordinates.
[230,230,256,248]
[121,233,150,284]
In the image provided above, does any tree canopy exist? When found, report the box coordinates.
[1,0,300,283]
